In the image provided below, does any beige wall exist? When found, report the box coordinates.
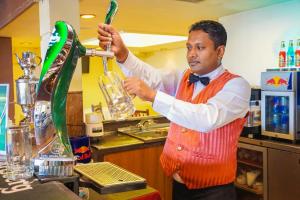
[142,0,300,88]
[220,0,300,86]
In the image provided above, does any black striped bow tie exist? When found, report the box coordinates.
[188,73,210,86]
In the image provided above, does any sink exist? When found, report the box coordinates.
[118,127,169,143]
[92,133,144,150]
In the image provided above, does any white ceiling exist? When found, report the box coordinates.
[0,0,291,51]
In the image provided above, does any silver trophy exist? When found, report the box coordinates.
[13,51,41,179]
[15,52,41,124]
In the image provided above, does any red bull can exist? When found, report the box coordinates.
[70,136,92,163]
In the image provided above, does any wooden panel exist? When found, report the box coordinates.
[268,148,300,200]
[104,145,172,200]
[66,91,85,137]
[0,0,34,29]
[0,37,14,120]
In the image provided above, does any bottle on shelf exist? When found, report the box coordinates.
[279,41,286,68]
[295,39,300,67]
[287,40,295,67]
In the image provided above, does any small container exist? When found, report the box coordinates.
[253,181,263,192]
[236,174,247,185]
[70,136,92,163]
[246,170,261,187]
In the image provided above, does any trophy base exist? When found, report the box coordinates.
[33,135,75,176]
[35,171,79,194]
[34,157,75,176]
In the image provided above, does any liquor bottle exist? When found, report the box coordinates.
[279,41,286,67]
[295,39,300,67]
[287,40,295,67]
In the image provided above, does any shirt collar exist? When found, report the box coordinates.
[193,64,225,81]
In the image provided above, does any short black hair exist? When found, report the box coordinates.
[189,20,227,48]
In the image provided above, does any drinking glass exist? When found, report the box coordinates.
[98,71,135,120]
[6,125,33,180]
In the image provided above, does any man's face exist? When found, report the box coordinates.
[186,30,225,75]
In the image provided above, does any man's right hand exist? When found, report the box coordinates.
[97,23,129,63]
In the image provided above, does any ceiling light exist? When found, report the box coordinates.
[175,0,205,3]
[82,32,187,47]
[80,14,96,19]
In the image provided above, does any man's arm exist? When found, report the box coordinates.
[119,52,181,95]
[153,77,251,132]
[98,23,181,96]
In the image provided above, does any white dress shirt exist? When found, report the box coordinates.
[118,51,251,133]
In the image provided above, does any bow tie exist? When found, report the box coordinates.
[188,73,210,86]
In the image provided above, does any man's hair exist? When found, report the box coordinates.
[189,20,227,48]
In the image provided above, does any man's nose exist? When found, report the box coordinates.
[188,47,197,58]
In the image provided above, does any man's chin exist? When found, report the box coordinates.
[189,66,203,74]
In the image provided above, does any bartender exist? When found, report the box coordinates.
[98,20,250,200]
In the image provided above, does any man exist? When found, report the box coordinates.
[98,20,251,200]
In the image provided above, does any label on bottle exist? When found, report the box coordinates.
[279,51,286,67]
[287,54,295,67]
[295,50,300,67]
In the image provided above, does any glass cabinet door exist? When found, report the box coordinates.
[236,143,267,200]
[264,95,289,134]
[262,91,295,140]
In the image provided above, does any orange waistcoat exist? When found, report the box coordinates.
[160,70,246,189]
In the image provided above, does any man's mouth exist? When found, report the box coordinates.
[189,61,200,66]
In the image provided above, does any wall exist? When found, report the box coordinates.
[220,0,300,86]
[143,48,188,71]
[143,0,300,87]
[0,37,14,120]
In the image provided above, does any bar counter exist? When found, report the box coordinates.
[90,118,300,200]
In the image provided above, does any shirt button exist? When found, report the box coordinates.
[177,146,183,151]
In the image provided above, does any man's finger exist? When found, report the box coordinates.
[98,41,111,49]
[97,35,112,42]
[98,23,116,33]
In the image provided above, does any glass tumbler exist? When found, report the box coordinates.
[6,125,33,180]
[98,71,135,120]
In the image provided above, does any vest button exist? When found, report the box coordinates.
[177,146,183,151]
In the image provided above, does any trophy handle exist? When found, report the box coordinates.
[15,53,24,69]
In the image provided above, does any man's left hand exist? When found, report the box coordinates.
[123,77,157,102]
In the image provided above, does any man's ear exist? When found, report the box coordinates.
[216,45,225,60]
